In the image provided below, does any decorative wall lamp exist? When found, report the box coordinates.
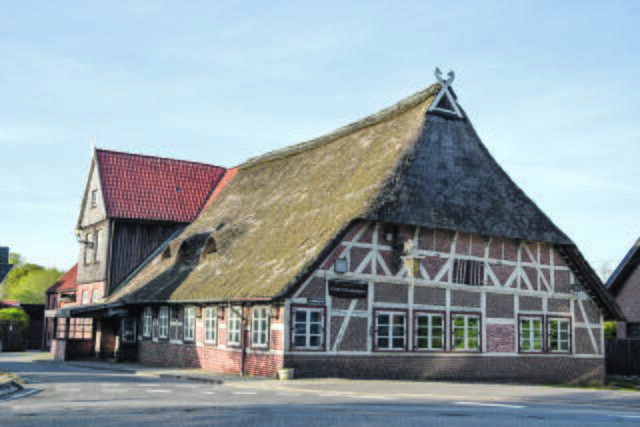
[75,229,94,248]
[270,306,281,320]
[571,284,587,299]
[335,257,348,274]
[401,240,424,278]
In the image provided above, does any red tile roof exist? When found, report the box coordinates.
[0,300,20,307]
[96,149,226,223]
[46,264,78,293]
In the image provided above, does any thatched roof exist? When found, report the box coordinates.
[106,80,621,319]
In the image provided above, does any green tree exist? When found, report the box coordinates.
[0,308,30,350]
[0,252,63,303]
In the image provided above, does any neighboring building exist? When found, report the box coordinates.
[605,238,640,339]
[0,247,13,284]
[43,265,78,350]
[52,73,623,384]
[48,148,227,360]
[75,148,227,302]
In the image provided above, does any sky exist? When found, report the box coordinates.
[0,1,639,278]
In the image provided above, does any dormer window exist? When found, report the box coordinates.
[201,236,217,259]
[91,190,98,208]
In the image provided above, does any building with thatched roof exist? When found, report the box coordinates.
[52,72,622,383]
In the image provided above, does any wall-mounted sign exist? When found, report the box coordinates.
[328,280,368,299]
[307,298,326,305]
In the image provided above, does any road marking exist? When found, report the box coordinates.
[319,394,342,397]
[609,415,640,419]
[103,389,129,393]
[233,392,257,395]
[57,388,81,392]
[136,384,158,387]
[357,395,396,401]
[176,384,199,388]
[201,391,216,395]
[147,390,171,393]
[454,401,525,409]
[276,393,298,396]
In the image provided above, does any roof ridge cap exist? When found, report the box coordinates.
[96,148,227,170]
[239,84,440,171]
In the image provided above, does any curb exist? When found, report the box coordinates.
[33,359,137,374]
[0,380,24,399]
[157,374,223,385]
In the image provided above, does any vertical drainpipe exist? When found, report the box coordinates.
[240,303,246,377]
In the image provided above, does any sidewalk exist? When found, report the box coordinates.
[28,352,640,409]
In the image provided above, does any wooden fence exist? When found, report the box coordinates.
[0,320,26,352]
[606,339,640,376]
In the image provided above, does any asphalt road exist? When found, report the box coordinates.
[2,353,640,426]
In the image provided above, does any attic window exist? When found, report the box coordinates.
[452,259,484,286]
[176,186,182,193]
[91,190,98,208]
[161,246,172,260]
[202,236,217,258]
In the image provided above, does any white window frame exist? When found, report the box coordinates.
[414,312,445,351]
[143,307,152,337]
[82,290,89,305]
[227,306,242,346]
[92,292,100,303]
[159,307,169,339]
[547,317,571,353]
[251,306,269,348]
[184,307,196,342]
[94,230,102,262]
[84,233,93,265]
[292,307,324,350]
[519,316,543,353]
[375,311,406,351]
[204,307,217,343]
[91,189,98,208]
[451,313,481,352]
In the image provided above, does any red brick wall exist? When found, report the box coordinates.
[51,339,66,361]
[285,354,605,385]
[486,324,516,352]
[138,340,283,377]
[76,281,105,304]
[615,266,640,324]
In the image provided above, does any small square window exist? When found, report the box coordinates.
[91,190,98,208]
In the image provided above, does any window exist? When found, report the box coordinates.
[292,307,324,349]
[252,306,269,347]
[143,307,152,337]
[184,307,196,341]
[159,307,169,339]
[84,233,93,265]
[519,316,543,352]
[94,230,102,262]
[415,313,444,351]
[227,307,242,346]
[91,189,98,208]
[451,313,480,351]
[69,318,92,340]
[548,317,571,352]
[92,292,100,303]
[204,307,217,343]
[122,318,137,343]
[82,291,89,305]
[627,323,640,338]
[55,319,67,339]
[452,259,484,286]
[375,311,406,351]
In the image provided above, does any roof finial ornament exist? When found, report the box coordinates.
[428,67,463,118]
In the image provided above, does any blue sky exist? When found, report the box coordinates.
[1,1,639,278]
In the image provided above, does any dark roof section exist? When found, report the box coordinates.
[366,114,572,244]
[96,149,226,223]
[106,81,621,321]
[0,264,12,284]
[46,264,78,294]
[605,238,640,295]
[0,246,12,283]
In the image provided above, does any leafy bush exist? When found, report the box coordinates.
[604,321,617,339]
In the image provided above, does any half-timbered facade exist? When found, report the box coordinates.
[54,72,622,384]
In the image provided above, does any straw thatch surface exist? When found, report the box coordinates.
[108,85,440,303]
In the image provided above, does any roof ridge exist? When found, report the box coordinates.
[96,148,227,170]
[239,83,440,170]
